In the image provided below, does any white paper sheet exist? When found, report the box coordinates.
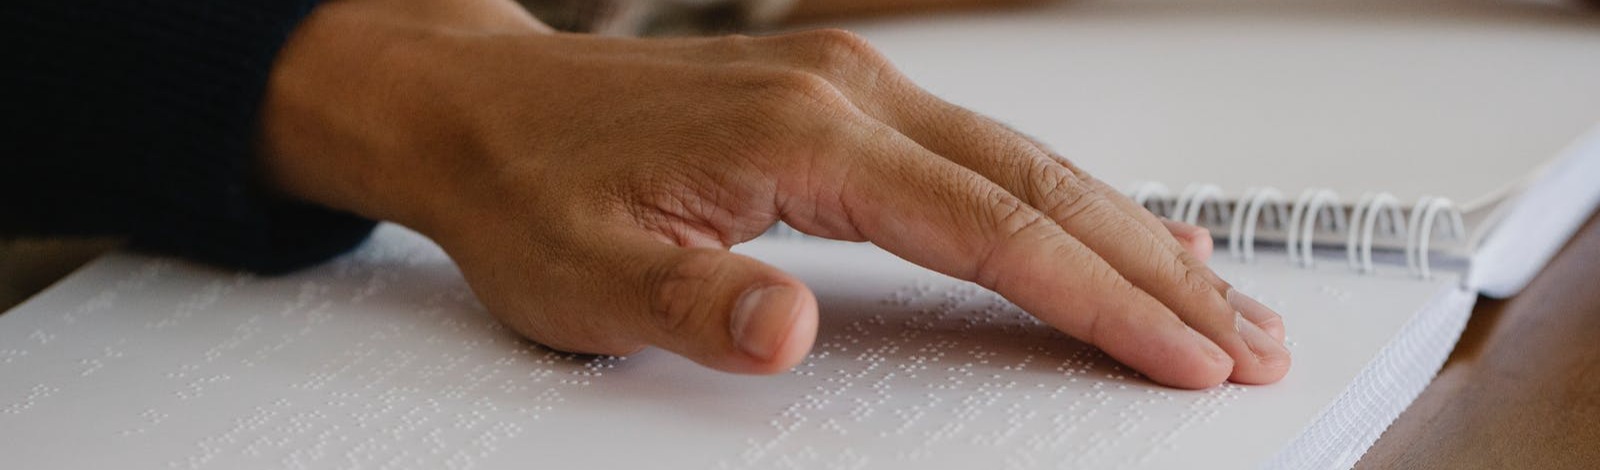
[0,225,1471,469]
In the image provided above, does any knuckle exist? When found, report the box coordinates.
[730,69,860,159]
[1026,161,1098,222]
[791,28,883,73]
[762,69,847,110]
[1137,233,1222,304]
[971,193,1052,289]
[805,28,871,49]
[711,67,851,156]
[728,67,850,123]
[1177,263,1225,306]
[709,34,761,59]
[989,191,1047,240]
[648,250,741,338]
[1162,252,1207,290]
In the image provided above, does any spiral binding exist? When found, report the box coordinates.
[759,181,1467,280]
[1126,182,1466,279]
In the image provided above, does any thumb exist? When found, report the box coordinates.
[619,235,819,375]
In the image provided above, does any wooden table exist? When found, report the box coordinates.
[1357,209,1600,469]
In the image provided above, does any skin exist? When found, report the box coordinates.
[259,0,1289,389]
[787,0,1046,23]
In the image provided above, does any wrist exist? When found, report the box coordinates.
[258,0,550,238]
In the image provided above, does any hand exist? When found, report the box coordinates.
[260,0,1288,388]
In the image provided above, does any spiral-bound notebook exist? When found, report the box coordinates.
[5,2,1600,469]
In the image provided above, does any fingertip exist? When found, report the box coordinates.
[1148,358,1232,390]
[1228,354,1292,385]
[1257,314,1287,344]
[1228,319,1292,385]
[1161,220,1213,262]
[755,286,820,375]
[1188,228,1214,262]
[728,283,802,361]
[1099,318,1233,390]
[731,282,818,375]
[1228,289,1286,343]
[1155,362,1233,390]
[1159,329,1234,389]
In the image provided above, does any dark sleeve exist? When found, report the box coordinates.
[1,0,377,274]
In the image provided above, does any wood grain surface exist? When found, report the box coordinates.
[1357,210,1600,469]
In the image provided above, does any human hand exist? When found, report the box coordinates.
[260,0,1287,389]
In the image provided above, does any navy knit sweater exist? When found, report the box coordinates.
[2,0,376,273]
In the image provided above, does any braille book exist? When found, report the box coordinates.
[4,2,1600,469]
[0,222,1478,469]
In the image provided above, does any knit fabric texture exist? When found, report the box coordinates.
[2,0,377,274]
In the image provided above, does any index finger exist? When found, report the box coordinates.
[790,118,1235,389]
[863,93,1290,384]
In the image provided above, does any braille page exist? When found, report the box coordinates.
[0,225,1470,469]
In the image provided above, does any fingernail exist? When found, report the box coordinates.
[1190,327,1232,366]
[730,285,802,361]
[1237,311,1291,361]
[1227,288,1280,331]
